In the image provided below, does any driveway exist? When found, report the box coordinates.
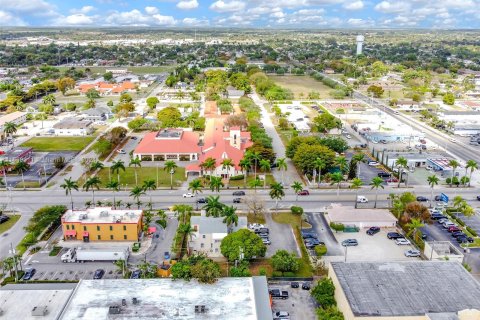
[305,212,343,256]
[264,212,300,257]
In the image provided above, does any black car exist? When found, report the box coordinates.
[258,233,269,238]
[457,236,474,243]
[301,232,318,239]
[233,198,242,203]
[366,227,380,235]
[291,282,299,288]
[451,231,466,238]
[255,227,269,234]
[130,136,137,140]
[0,215,10,224]
[387,232,404,239]
[434,195,442,201]
[130,270,142,279]
[416,196,428,202]
[305,238,324,246]
[22,268,36,281]
[377,172,391,178]
[431,214,447,220]
[93,269,105,279]
[477,195,480,201]
[232,191,245,196]
[302,282,311,290]
[196,198,206,204]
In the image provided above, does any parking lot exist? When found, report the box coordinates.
[269,281,317,320]
[22,262,123,281]
[264,213,301,258]
[334,229,421,262]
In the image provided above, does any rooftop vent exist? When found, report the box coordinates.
[100,211,109,217]
[132,297,139,305]
[122,299,127,306]
[31,306,48,317]
[109,306,121,315]
[195,305,206,313]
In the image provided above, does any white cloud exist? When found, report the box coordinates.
[347,18,374,27]
[104,9,176,26]
[182,17,209,25]
[177,0,199,10]
[374,1,410,14]
[0,0,57,16]
[0,10,27,26]
[210,1,246,13]
[270,11,285,18]
[71,6,95,14]
[54,14,95,26]
[145,6,159,15]
[343,1,364,10]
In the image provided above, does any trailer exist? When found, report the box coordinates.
[61,247,129,263]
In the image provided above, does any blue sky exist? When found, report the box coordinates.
[0,0,478,28]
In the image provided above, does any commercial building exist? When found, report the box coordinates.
[424,241,464,263]
[61,207,143,242]
[330,261,480,320]
[53,118,93,136]
[60,278,273,320]
[189,215,248,257]
[322,203,397,229]
[0,111,27,140]
[438,111,480,123]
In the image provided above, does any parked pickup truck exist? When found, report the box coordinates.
[269,289,289,300]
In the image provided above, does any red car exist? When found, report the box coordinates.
[298,190,310,195]
[448,226,461,233]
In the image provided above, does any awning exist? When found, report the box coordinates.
[148,227,156,234]
[65,230,77,236]
[83,231,89,237]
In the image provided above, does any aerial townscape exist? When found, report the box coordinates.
[1,1,480,320]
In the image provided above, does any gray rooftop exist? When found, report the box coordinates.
[191,215,248,234]
[53,117,92,129]
[331,261,480,317]
[59,278,272,320]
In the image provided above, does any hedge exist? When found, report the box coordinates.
[466,227,478,237]
[229,175,244,181]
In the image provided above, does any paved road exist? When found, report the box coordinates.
[305,212,343,256]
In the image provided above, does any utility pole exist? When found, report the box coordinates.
[9,243,18,282]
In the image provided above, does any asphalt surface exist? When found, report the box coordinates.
[304,212,343,256]
[264,212,300,257]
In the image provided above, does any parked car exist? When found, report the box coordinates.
[358,144,367,148]
[196,198,206,203]
[477,195,480,201]
[366,227,380,235]
[451,231,466,238]
[341,239,358,247]
[233,198,242,203]
[395,238,411,245]
[273,311,290,319]
[117,149,126,154]
[302,232,318,239]
[457,236,474,243]
[164,252,171,260]
[305,238,324,246]
[269,289,289,300]
[262,238,271,245]
[232,191,245,196]
[442,221,455,228]
[404,249,421,257]
[93,269,105,279]
[345,134,352,139]
[302,282,311,290]
[22,268,36,281]
[130,270,142,279]
[183,193,194,198]
[130,136,137,140]
[377,172,391,178]
[416,196,428,202]
[357,196,368,203]
[255,227,269,234]
[438,218,449,224]
[368,161,379,166]
[290,282,299,288]
[387,232,404,239]
[447,226,461,233]
[298,190,310,195]
[0,215,10,224]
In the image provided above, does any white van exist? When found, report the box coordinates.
[357,196,368,203]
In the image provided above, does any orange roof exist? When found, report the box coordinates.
[98,82,115,89]
[78,84,96,93]
[134,130,201,154]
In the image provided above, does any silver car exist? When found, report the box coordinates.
[404,249,421,257]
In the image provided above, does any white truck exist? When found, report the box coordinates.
[61,247,129,263]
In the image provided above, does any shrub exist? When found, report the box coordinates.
[271,250,300,272]
[315,244,328,256]
[329,222,345,233]
[311,278,337,308]
[259,267,267,276]
[229,174,244,181]
[291,206,304,216]
[272,271,283,277]
[49,246,63,256]
[466,227,478,237]
[283,272,295,277]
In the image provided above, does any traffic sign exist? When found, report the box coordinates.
[440,193,449,203]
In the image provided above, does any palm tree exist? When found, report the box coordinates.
[351,178,363,208]
[3,122,17,146]
[110,160,126,184]
[395,157,408,188]
[142,179,156,204]
[200,157,216,177]
[179,223,196,253]
[427,175,439,208]
[406,218,425,242]
[370,176,384,208]
[203,195,224,217]
[105,180,120,209]
[130,186,146,208]
[0,160,11,189]
[164,160,178,190]
[291,181,303,201]
[90,160,104,172]
[14,160,29,190]
[313,158,325,187]
[209,176,224,193]
[156,210,168,229]
[269,182,285,213]
[249,178,262,193]
[448,159,459,187]
[465,159,478,187]
[276,158,287,185]
[330,172,344,197]
[83,176,101,205]
[259,159,271,188]
[239,158,251,187]
[188,178,203,210]
[351,153,365,179]
[129,157,142,186]
[60,178,79,210]
[335,156,348,174]
[221,158,234,185]
[247,151,261,180]
[172,204,193,224]
[222,205,239,230]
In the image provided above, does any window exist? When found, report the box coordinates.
[211,243,213,248]
[123,225,127,231]
[215,248,218,252]
[97,226,100,231]
[110,235,114,240]
[124,235,127,240]
[71,225,75,230]
[66,225,70,230]
[109,226,113,231]
[202,235,206,239]
[200,243,204,248]
[97,235,101,240]
[83,226,87,231]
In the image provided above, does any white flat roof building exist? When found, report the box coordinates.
[322,203,397,228]
[62,207,143,224]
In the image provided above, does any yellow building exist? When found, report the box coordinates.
[61,207,143,242]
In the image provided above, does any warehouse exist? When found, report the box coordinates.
[322,203,397,229]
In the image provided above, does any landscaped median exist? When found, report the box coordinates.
[0,214,20,235]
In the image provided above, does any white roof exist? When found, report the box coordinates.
[325,203,397,224]
[62,207,142,224]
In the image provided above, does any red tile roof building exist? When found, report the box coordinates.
[77,81,137,95]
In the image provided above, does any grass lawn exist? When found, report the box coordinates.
[268,75,333,99]
[272,212,312,229]
[92,167,186,188]
[0,215,20,235]
[242,212,266,224]
[276,128,295,146]
[228,174,275,188]
[21,137,95,152]
[462,238,480,248]
[14,181,41,188]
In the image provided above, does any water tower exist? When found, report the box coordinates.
[356,35,364,55]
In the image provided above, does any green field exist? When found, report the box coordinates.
[268,75,333,99]
[92,167,186,188]
[57,65,176,75]
[0,215,20,235]
[21,137,95,151]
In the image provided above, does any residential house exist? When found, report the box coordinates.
[53,118,93,136]
[81,106,112,123]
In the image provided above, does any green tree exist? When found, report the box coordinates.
[448,159,459,187]
[269,182,285,213]
[259,159,271,188]
[351,178,363,208]
[172,205,193,224]
[188,178,203,209]
[335,156,348,174]
[110,160,126,184]
[14,160,29,189]
[316,307,345,320]
[157,106,182,127]
[120,93,132,103]
[291,181,303,201]
[103,71,113,81]
[60,177,79,210]
[0,160,11,189]
[130,186,146,208]
[249,178,262,193]
[406,218,424,242]
[209,176,224,193]
[427,175,439,207]
[222,205,239,229]
[312,113,342,133]
[129,157,142,186]
[239,158,251,187]
[220,229,266,261]
[3,122,17,146]
[142,179,156,205]
[313,157,326,187]
[105,180,120,209]
[367,84,384,98]
[395,157,408,188]
[311,278,337,308]
[370,176,384,208]
[56,77,75,95]
[271,249,299,273]
[443,92,455,105]
[42,94,56,105]
[221,158,234,184]
[164,160,178,190]
[276,158,288,185]
[146,96,159,109]
[330,172,344,198]
[86,88,100,99]
[465,159,478,187]
[83,176,101,204]
[200,157,216,177]
[191,258,221,284]
[293,144,335,175]
[203,195,224,218]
